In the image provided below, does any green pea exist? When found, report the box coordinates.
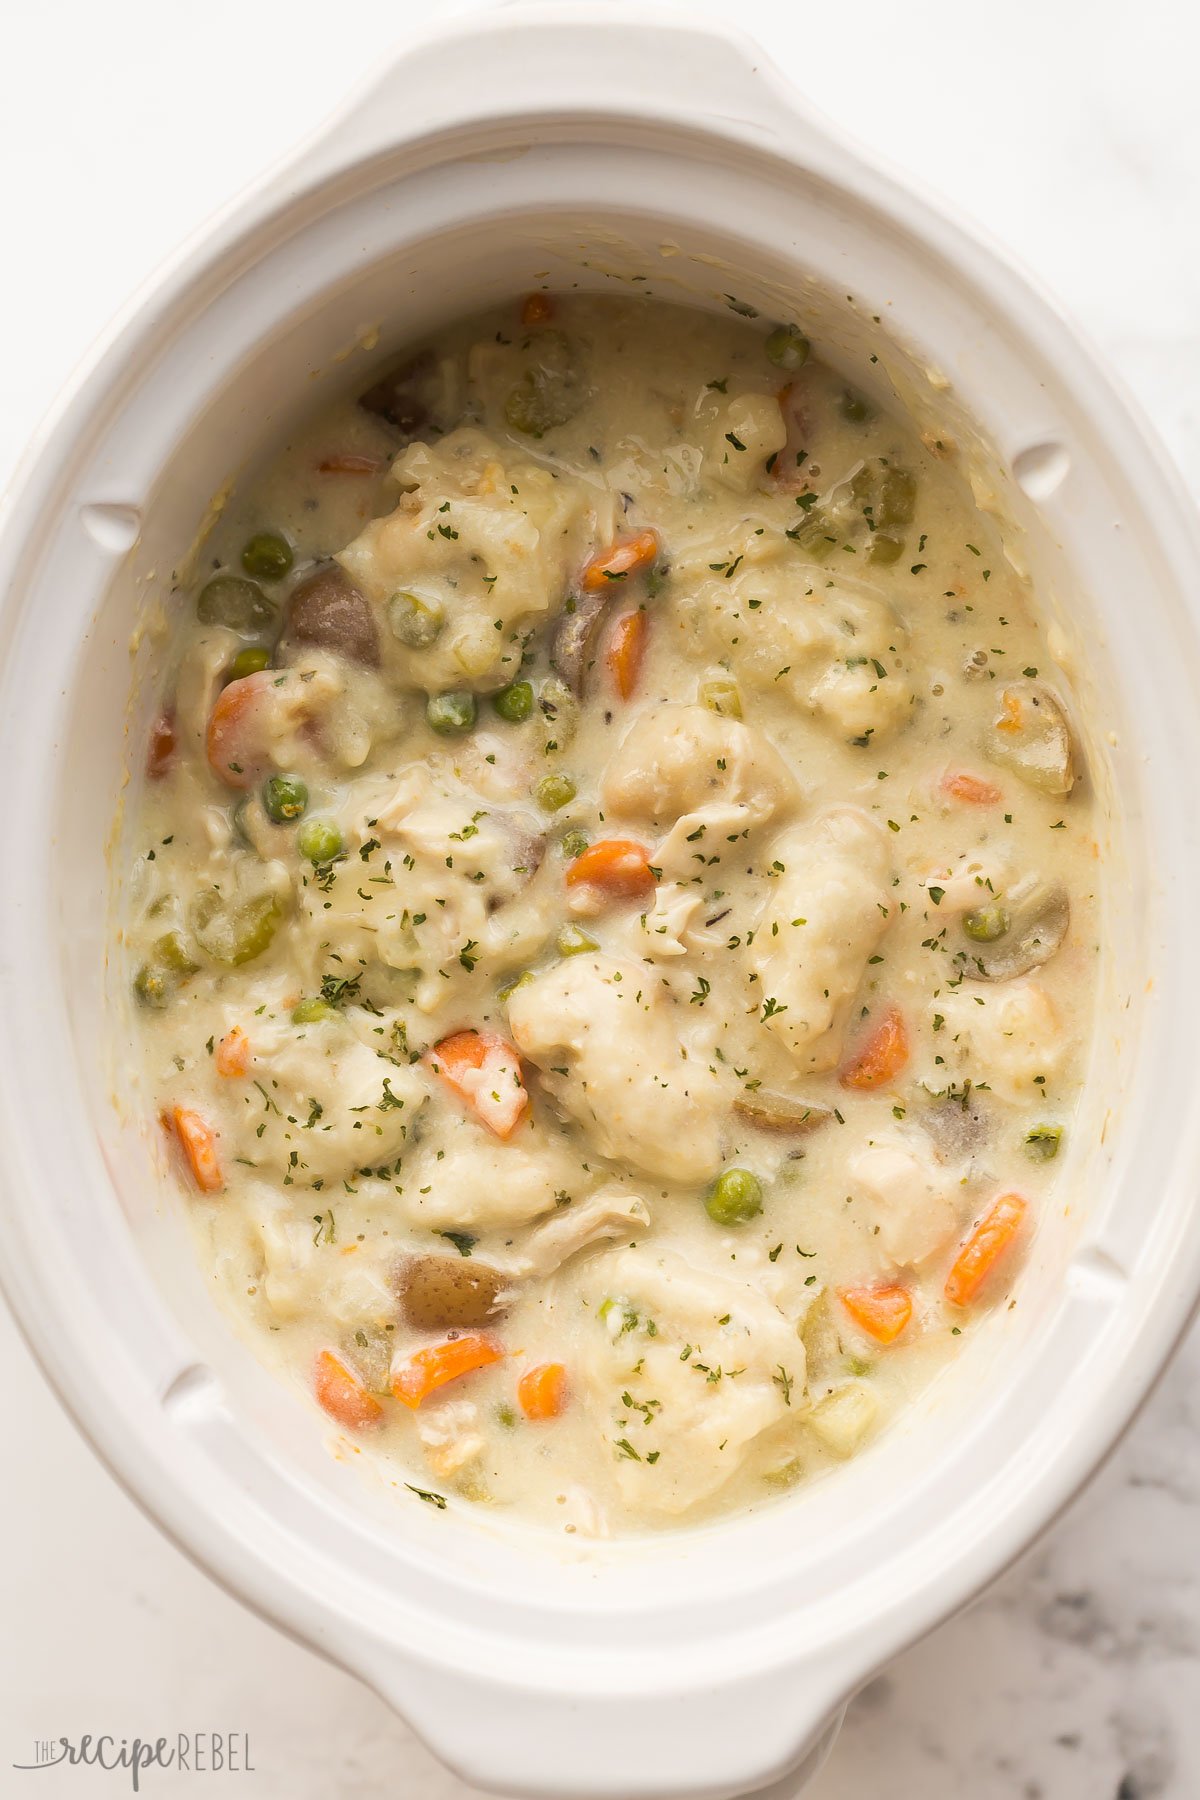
[492,680,534,723]
[557,924,598,957]
[292,996,338,1025]
[390,591,445,648]
[700,676,743,719]
[878,467,917,528]
[426,692,477,736]
[764,324,810,371]
[839,388,873,424]
[190,889,281,966]
[868,534,904,567]
[228,645,271,682]
[963,902,1010,944]
[262,774,308,823]
[1024,1124,1062,1161]
[240,531,293,582]
[133,964,170,1009]
[559,828,589,860]
[705,1168,763,1226]
[535,773,577,812]
[197,575,275,632]
[297,818,343,864]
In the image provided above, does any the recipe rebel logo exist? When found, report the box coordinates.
[12,1733,255,1789]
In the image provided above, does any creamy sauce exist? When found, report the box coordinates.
[126,296,1100,1533]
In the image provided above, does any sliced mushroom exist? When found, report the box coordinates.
[959,877,1070,982]
[505,1187,650,1281]
[550,590,610,696]
[734,1092,837,1136]
[283,563,380,668]
[359,350,436,440]
[396,1254,509,1330]
[985,680,1077,795]
[917,1085,990,1161]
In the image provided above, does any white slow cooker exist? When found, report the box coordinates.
[1,8,1198,1797]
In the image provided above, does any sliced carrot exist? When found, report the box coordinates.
[215,1027,251,1079]
[426,1029,529,1139]
[317,453,383,475]
[838,1284,913,1345]
[944,1192,1029,1308]
[314,1349,383,1431]
[517,1362,569,1420]
[392,1334,504,1409]
[147,709,176,780]
[580,528,660,592]
[205,668,275,789]
[839,1006,910,1091]
[943,770,1002,806]
[521,292,554,326]
[166,1105,223,1194]
[565,838,656,900]
[608,609,648,700]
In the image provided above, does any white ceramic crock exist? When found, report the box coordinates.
[1,7,1199,1797]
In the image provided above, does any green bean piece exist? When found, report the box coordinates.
[878,467,917,528]
[292,996,338,1025]
[868,534,904,567]
[559,828,589,860]
[962,901,1010,944]
[787,507,836,562]
[240,531,294,582]
[492,680,534,723]
[196,576,275,632]
[705,1168,764,1226]
[535,773,577,812]
[262,774,308,823]
[389,591,445,648]
[228,645,271,682]
[297,818,343,865]
[497,969,535,1002]
[557,924,598,957]
[154,930,198,975]
[1024,1124,1062,1161]
[426,692,477,736]
[764,324,810,372]
[839,388,873,424]
[539,675,579,746]
[700,676,743,719]
[190,889,281,967]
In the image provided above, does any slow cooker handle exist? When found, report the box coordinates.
[288,1,841,183]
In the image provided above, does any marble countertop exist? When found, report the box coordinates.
[1,0,1196,1793]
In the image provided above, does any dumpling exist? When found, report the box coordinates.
[746,807,893,1071]
[601,703,796,830]
[566,1246,804,1514]
[506,955,729,1183]
[846,1130,962,1267]
[934,980,1066,1105]
[401,1116,588,1233]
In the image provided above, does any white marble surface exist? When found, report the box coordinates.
[1,0,1198,1793]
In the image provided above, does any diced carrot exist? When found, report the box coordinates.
[944,1192,1029,1307]
[838,1284,913,1345]
[521,292,554,326]
[580,529,660,592]
[317,453,383,475]
[205,668,275,789]
[215,1027,251,1079]
[166,1105,223,1194]
[517,1362,568,1420]
[147,709,176,780]
[426,1029,529,1139]
[392,1334,504,1409]
[314,1349,383,1431]
[943,770,1002,806]
[839,1006,910,1091]
[564,839,656,900]
[608,609,648,700]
